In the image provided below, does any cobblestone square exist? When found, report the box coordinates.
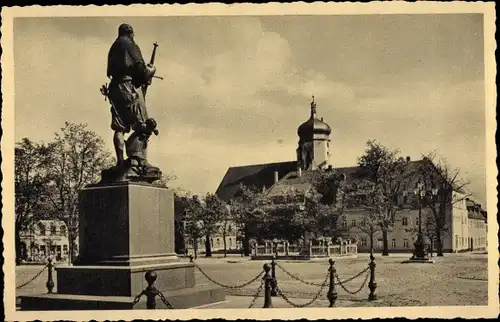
[15,253,489,309]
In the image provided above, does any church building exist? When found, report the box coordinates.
[215,98,487,253]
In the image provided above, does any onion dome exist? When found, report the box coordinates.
[297,96,331,139]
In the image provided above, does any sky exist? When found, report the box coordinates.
[13,14,487,204]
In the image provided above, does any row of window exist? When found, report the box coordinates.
[455,235,487,249]
[186,237,236,248]
[37,224,66,237]
[342,216,422,227]
[359,238,413,249]
[469,220,486,229]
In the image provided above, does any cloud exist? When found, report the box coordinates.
[13,15,486,202]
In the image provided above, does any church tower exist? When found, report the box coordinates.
[296,96,332,171]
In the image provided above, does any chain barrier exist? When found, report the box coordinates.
[130,287,173,308]
[248,280,264,308]
[275,262,325,287]
[16,264,48,289]
[274,271,329,308]
[336,267,370,285]
[132,291,145,305]
[157,290,174,309]
[335,269,370,295]
[194,262,264,289]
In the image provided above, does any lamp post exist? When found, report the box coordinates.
[410,182,428,260]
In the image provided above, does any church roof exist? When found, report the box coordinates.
[215,161,298,201]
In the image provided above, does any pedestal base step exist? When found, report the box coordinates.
[19,285,226,311]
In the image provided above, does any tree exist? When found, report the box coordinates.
[174,191,191,255]
[417,152,472,256]
[357,140,409,256]
[201,193,225,257]
[229,184,271,256]
[15,138,53,264]
[350,180,385,253]
[311,168,349,239]
[45,122,113,264]
[219,203,232,257]
[184,195,204,259]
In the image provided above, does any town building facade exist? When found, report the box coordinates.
[215,98,487,253]
[19,220,79,263]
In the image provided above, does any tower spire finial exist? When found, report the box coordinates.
[311,95,317,118]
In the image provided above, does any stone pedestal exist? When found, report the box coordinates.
[20,182,225,310]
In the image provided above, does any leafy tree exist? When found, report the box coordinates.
[417,152,472,256]
[174,191,191,254]
[44,122,113,264]
[229,184,271,256]
[15,138,53,264]
[357,140,409,256]
[311,168,349,238]
[201,193,226,257]
[350,180,385,254]
[219,203,232,257]
[184,195,204,259]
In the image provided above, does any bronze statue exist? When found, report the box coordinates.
[100,23,162,183]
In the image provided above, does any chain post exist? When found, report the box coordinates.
[189,255,194,262]
[270,257,277,296]
[46,257,54,293]
[144,271,159,309]
[326,258,337,307]
[368,253,377,301]
[262,264,273,308]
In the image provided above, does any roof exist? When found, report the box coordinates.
[266,170,315,197]
[297,117,332,139]
[466,199,487,221]
[215,158,463,202]
[215,161,298,201]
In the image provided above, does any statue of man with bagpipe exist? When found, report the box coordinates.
[99,23,164,183]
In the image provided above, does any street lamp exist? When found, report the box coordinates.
[410,182,429,261]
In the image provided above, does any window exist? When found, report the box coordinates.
[51,225,57,235]
[402,217,408,226]
[216,238,220,247]
[415,216,419,226]
[455,235,459,248]
[342,217,347,228]
[63,245,68,254]
[60,225,67,236]
[377,239,383,249]
[351,219,357,227]
[228,226,233,233]
[229,238,232,247]
[403,239,409,248]
[391,239,396,248]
